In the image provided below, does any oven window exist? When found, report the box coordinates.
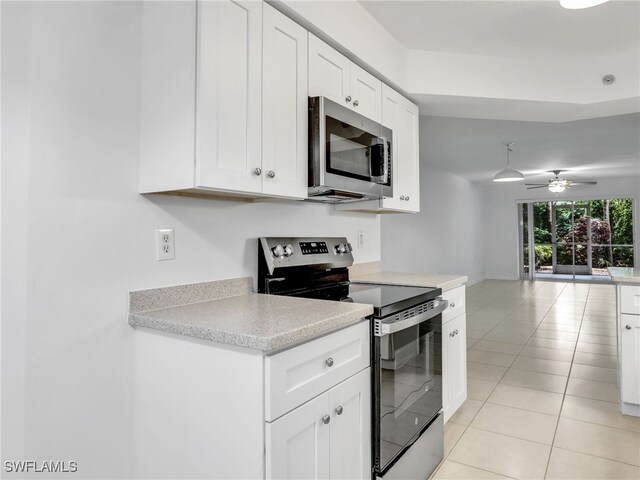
[325,115,385,183]
[376,316,442,473]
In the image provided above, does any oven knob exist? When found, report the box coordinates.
[284,244,294,257]
[335,244,347,254]
[272,244,285,258]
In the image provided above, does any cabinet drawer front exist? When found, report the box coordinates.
[443,285,466,324]
[621,285,640,315]
[265,322,370,421]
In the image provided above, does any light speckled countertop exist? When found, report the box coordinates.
[608,267,640,285]
[350,271,468,291]
[129,292,373,353]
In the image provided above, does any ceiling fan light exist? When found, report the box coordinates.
[549,184,566,193]
[493,168,525,182]
[560,0,609,9]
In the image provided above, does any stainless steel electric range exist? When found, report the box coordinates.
[258,237,447,480]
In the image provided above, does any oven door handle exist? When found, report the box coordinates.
[376,298,448,336]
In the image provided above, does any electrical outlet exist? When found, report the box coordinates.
[357,230,365,248]
[156,228,175,261]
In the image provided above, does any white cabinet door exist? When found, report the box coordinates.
[380,86,403,211]
[329,369,371,480]
[621,314,640,405]
[399,100,420,212]
[266,392,331,480]
[443,315,467,422]
[196,0,262,193]
[350,63,382,122]
[380,87,420,213]
[308,34,351,107]
[262,4,308,199]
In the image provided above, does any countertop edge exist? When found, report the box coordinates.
[128,300,373,354]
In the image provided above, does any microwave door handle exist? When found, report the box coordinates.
[368,139,386,183]
[382,138,389,184]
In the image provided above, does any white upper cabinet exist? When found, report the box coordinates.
[308,34,382,123]
[261,4,308,199]
[308,34,351,105]
[196,0,263,194]
[350,64,382,122]
[139,0,307,200]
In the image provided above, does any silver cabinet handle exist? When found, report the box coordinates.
[406,196,410,201]
[335,406,343,415]
[353,100,359,107]
[449,332,455,338]
[450,301,456,308]
[325,357,334,367]
[322,415,330,425]
[454,329,459,335]
[626,325,632,330]
[253,167,262,176]
[400,195,406,201]
[267,170,276,179]
[345,96,352,103]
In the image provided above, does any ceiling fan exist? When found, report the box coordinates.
[525,170,597,193]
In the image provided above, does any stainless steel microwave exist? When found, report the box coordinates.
[308,96,393,202]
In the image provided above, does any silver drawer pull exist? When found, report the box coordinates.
[626,325,632,330]
[322,415,330,425]
[450,301,456,308]
[353,100,359,107]
[325,357,334,367]
[335,406,343,415]
[345,95,352,103]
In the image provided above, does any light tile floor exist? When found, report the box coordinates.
[432,280,640,480]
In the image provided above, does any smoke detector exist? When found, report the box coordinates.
[602,74,616,85]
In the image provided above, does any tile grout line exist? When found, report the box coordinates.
[542,282,589,479]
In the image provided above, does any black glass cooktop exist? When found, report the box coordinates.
[348,283,441,318]
[285,282,441,318]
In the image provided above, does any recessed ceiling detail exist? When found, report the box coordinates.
[357,0,639,122]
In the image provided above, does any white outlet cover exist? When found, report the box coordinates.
[357,230,365,248]
[156,228,175,261]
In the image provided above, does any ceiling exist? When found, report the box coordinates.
[359,0,640,58]
[358,0,640,122]
[421,112,640,182]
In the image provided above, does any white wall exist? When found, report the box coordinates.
[481,176,640,280]
[1,2,380,477]
[381,118,484,285]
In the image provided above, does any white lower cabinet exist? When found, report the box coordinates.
[619,284,640,416]
[266,392,330,479]
[621,313,640,405]
[266,368,371,480]
[266,368,371,479]
[133,321,370,479]
[442,286,467,422]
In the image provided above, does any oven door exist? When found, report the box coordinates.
[372,306,445,477]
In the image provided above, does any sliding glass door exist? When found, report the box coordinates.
[519,198,635,282]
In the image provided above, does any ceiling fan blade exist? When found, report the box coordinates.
[524,183,548,186]
[569,181,598,185]
[527,186,548,189]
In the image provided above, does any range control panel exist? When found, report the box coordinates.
[299,241,328,255]
[258,237,355,275]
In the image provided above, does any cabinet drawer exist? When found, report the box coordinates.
[443,285,466,324]
[621,285,640,315]
[265,322,370,421]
